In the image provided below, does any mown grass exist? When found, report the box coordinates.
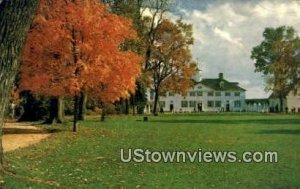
[4,113,300,188]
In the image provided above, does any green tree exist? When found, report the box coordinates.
[0,0,39,180]
[251,26,300,112]
[107,0,152,115]
[107,0,174,115]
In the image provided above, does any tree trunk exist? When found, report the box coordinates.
[125,99,129,115]
[73,95,80,132]
[279,95,284,113]
[78,92,87,121]
[131,95,136,115]
[132,105,136,115]
[101,108,106,122]
[100,103,106,122]
[47,97,58,124]
[152,88,159,116]
[46,97,64,124]
[0,0,39,179]
[57,96,64,122]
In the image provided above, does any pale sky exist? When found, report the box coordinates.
[170,0,300,98]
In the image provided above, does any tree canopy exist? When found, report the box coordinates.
[20,0,142,99]
[19,0,142,129]
[251,26,300,111]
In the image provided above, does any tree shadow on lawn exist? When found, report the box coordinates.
[150,119,300,125]
[256,129,300,135]
[3,128,60,135]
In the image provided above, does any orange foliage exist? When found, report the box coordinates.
[162,62,197,95]
[150,19,196,94]
[20,0,142,102]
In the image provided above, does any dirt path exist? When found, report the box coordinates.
[3,122,51,152]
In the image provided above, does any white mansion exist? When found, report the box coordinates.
[146,73,246,113]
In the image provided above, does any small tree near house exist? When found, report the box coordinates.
[148,19,197,115]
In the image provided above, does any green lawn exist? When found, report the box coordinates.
[4,113,300,188]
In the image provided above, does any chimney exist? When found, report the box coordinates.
[219,73,223,80]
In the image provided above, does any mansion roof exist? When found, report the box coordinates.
[198,78,246,92]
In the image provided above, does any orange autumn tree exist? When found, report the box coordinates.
[20,0,142,131]
[148,19,197,115]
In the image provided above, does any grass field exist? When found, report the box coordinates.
[4,113,300,188]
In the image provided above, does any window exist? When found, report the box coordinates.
[159,101,166,108]
[169,92,174,96]
[189,101,196,107]
[197,91,203,96]
[207,101,214,107]
[234,92,240,97]
[189,91,196,96]
[215,92,221,96]
[208,91,214,96]
[225,92,231,96]
[181,101,188,107]
[215,101,221,107]
[234,100,241,107]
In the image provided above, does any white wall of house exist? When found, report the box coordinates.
[154,83,246,113]
[286,91,300,112]
[260,90,300,113]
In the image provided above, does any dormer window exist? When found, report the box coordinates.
[189,91,196,96]
[197,91,203,96]
[215,92,221,96]
[208,91,214,96]
[219,81,225,89]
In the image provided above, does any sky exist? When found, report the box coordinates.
[168,0,300,98]
[1,0,299,98]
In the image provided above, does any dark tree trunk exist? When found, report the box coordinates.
[46,97,64,124]
[132,105,136,115]
[100,103,106,122]
[133,80,147,115]
[0,0,39,179]
[47,98,58,124]
[152,87,159,116]
[144,48,151,70]
[101,108,106,122]
[279,95,284,113]
[125,99,129,115]
[131,95,136,115]
[73,95,80,132]
[78,92,87,121]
